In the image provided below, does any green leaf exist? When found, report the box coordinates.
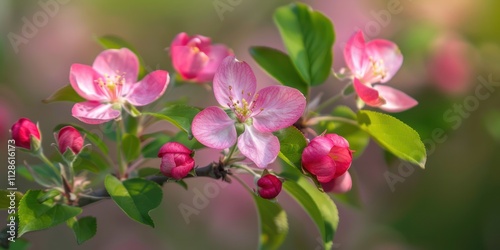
[172,131,204,150]
[67,216,97,245]
[137,167,161,178]
[0,190,23,210]
[357,110,427,168]
[96,35,147,78]
[318,106,370,158]
[104,175,163,227]
[1,238,31,250]
[281,169,339,250]
[121,133,141,163]
[249,46,308,97]
[253,195,288,250]
[53,123,109,155]
[18,164,61,188]
[74,150,110,173]
[274,3,335,86]
[42,84,85,104]
[18,190,82,236]
[144,105,200,138]
[274,127,308,171]
[141,133,171,158]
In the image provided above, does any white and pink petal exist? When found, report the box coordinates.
[72,101,121,124]
[237,125,279,169]
[126,70,169,106]
[213,56,257,108]
[373,85,418,112]
[192,106,237,149]
[92,48,139,85]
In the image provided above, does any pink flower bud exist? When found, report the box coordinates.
[301,134,352,184]
[257,174,282,199]
[321,172,352,194]
[57,126,84,154]
[170,32,233,83]
[10,118,41,150]
[158,142,195,180]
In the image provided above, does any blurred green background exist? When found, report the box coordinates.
[1,0,500,249]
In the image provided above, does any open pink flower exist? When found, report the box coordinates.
[344,30,417,112]
[192,56,306,168]
[170,32,233,83]
[70,48,169,124]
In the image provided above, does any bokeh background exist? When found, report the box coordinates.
[1,0,500,249]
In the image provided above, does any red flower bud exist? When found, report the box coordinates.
[57,126,84,154]
[257,174,282,199]
[10,118,41,150]
[321,172,352,194]
[158,142,195,180]
[301,134,352,184]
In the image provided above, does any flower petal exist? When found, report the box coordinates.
[92,48,139,85]
[344,30,370,77]
[302,136,336,183]
[160,153,195,180]
[353,78,385,106]
[373,85,418,112]
[329,146,352,178]
[321,172,352,193]
[72,101,120,124]
[70,64,108,101]
[252,86,306,132]
[192,106,237,149]
[171,45,210,80]
[213,56,257,108]
[126,70,169,106]
[195,44,233,82]
[365,39,403,83]
[237,125,280,169]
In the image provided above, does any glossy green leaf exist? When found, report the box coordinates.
[96,35,147,78]
[53,123,109,155]
[18,190,82,236]
[67,216,97,245]
[1,238,31,250]
[104,175,162,227]
[42,84,85,104]
[274,126,308,171]
[121,133,141,163]
[318,106,370,158]
[137,167,161,178]
[249,46,308,97]
[74,150,110,173]
[0,190,23,210]
[253,195,288,250]
[281,168,339,250]
[144,105,200,139]
[357,110,427,168]
[18,164,61,188]
[274,3,335,86]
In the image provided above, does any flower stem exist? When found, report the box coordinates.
[314,93,343,113]
[231,174,254,194]
[37,151,60,177]
[233,164,261,177]
[306,116,359,127]
[115,118,127,179]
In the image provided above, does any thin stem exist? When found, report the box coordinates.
[115,118,127,179]
[224,145,238,165]
[231,174,254,194]
[232,164,260,177]
[126,157,146,175]
[38,152,60,177]
[306,116,359,127]
[314,93,343,113]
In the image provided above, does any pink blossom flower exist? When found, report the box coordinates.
[10,118,41,150]
[257,174,283,199]
[158,142,195,180]
[170,32,233,83]
[301,134,352,184]
[57,126,84,154]
[321,172,352,194]
[70,48,169,124]
[344,31,417,112]
[192,56,306,168]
